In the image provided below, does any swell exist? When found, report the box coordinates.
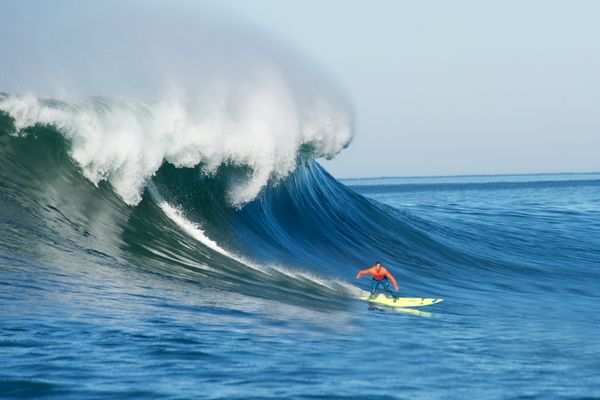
[3,112,597,309]
[0,112,448,301]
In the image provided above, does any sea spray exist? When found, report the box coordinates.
[0,1,353,206]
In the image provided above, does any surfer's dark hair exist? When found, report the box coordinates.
[375,261,381,265]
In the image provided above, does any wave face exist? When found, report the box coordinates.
[0,100,502,310]
[0,92,480,293]
[0,103,447,303]
[4,103,599,306]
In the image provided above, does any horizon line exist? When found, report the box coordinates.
[337,170,600,181]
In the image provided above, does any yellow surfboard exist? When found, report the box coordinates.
[357,295,443,308]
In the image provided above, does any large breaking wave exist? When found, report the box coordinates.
[0,104,455,306]
[0,0,459,307]
[3,100,598,311]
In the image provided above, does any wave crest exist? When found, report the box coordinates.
[0,87,351,206]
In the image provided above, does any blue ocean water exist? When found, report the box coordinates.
[1,111,599,399]
[2,2,598,397]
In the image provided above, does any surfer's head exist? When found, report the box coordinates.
[375,261,382,271]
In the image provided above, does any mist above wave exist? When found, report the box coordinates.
[0,1,353,206]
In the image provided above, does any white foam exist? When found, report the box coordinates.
[0,81,352,206]
[147,183,229,258]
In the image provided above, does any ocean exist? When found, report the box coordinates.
[1,101,600,399]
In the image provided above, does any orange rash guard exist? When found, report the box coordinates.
[356,266,398,287]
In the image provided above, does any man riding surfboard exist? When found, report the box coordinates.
[356,261,399,300]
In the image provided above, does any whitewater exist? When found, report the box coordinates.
[2,1,600,399]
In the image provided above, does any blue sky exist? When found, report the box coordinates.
[215,0,600,178]
[2,1,598,178]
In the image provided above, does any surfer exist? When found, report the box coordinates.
[356,261,399,299]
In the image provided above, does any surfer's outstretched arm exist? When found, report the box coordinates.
[385,271,399,290]
[356,267,373,279]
